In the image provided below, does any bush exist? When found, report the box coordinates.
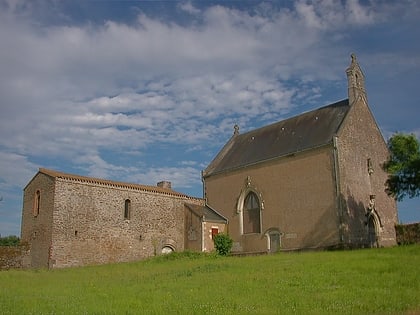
[213,233,233,256]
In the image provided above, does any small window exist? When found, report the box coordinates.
[124,199,131,220]
[243,192,261,234]
[33,190,40,217]
[211,228,219,240]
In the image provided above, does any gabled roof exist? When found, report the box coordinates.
[185,203,228,223]
[33,168,198,199]
[203,99,350,177]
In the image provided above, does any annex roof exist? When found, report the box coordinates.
[203,99,350,177]
[185,203,228,223]
[34,168,198,199]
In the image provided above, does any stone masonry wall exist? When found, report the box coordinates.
[184,208,203,252]
[21,173,55,268]
[336,99,398,247]
[50,179,202,268]
[0,244,30,270]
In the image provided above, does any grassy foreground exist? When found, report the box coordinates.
[0,245,419,315]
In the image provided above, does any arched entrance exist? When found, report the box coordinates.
[367,215,378,247]
[366,211,382,248]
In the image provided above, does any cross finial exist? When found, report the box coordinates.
[233,124,239,135]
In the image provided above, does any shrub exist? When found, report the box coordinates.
[213,233,233,256]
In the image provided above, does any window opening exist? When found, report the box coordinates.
[33,190,40,217]
[243,192,261,234]
[124,199,131,220]
[211,227,219,239]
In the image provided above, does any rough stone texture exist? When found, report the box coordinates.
[0,244,30,269]
[184,208,203,252]
[336,97,398,247]
[21,173,55,268]
[21,172,203,268]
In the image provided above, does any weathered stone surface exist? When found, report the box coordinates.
[21,172,203,268]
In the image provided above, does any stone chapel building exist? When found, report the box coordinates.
[21,55,398,268]
[203,54,398,253]
[21,168,226,268]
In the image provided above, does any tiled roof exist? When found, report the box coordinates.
[203,99,350,177]
[38,168,198,199]
[185,203,228,223]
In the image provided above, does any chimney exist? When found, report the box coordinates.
[157,181,172,189]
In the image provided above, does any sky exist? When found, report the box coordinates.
[0,0,419,237]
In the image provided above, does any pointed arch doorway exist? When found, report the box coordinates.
[367,212,382,248]
[367,215,378,248]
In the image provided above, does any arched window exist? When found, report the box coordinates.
[243,192,261,234]
[33,190,40,217]
[124,199,131,220]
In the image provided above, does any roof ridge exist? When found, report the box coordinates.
[38,168,199,199]
[237,99,349,138]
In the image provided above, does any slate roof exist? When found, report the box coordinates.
[203,99,350,177]
[185,203,228,223]
[30,168,198,199]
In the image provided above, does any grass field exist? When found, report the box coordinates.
[0,245,419,314]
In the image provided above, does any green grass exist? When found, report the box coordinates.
[0,245,419,314]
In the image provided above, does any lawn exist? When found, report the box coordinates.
[0,245,419,314]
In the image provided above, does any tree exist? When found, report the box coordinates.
[383,133,420,201]
[0,235,20,246]
[213,233,233,256]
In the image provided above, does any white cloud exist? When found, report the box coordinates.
[178,2,201,16]
[0,0,419,235]
[0,152,38,189]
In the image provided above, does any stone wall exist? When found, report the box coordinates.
[184,207,203,252]
[22,172,203,269]
[0,244,30,270]
[21,173,55,268]
[336,98,398,247]
[49,178,202,268]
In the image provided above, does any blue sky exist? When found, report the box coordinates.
[0,0,419,236]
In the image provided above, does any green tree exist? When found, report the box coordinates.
[383,133,420,201]
[213,233,233,256]
[0,235,20,246]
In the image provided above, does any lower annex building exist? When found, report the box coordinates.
[21,55,398,268]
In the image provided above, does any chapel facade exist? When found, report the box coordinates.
[202,55,398,252]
